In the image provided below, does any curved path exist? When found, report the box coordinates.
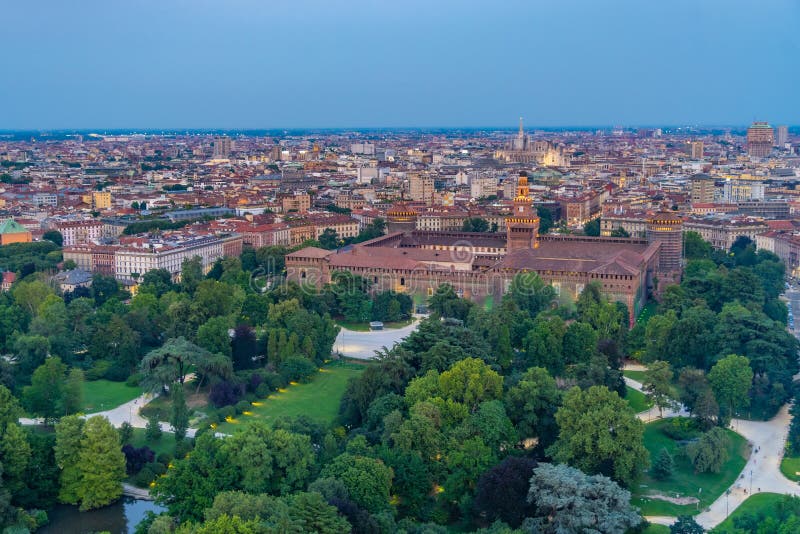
[624,367,799,529]
[334,317,421,360]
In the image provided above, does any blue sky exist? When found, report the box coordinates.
[0,0,798,129]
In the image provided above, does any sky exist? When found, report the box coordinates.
[0,0,798,129]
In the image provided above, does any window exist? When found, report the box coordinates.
[400,277,405,286]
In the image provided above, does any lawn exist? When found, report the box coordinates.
[81,380,143,413]
[128,427,174,457]
[780,456,800,481]
[624,370,648,384]
[215,361,364,433]
[632,418,749,516]
[636,301,658,327]
[626,386,653,413]
[641,525,670,534]
[712,492,789,532]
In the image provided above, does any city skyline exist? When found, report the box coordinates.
[1,0,798,129]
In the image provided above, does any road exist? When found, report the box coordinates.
[334,317,421,359]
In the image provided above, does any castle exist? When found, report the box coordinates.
[286,173,682,325]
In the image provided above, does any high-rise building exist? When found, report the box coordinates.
[212,136,232,159]
[409,172,434,204]
[776,125,789,147]
[690,173,716,204]
[687,141,704,159]
[747,122,774,158]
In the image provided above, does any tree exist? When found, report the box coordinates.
[651,448,674,480]
[180,256,203,295]
[439,357,503,411]
[231,324,257,371]
[197,316,233,358]
[0,422,31,497]
[643,360,675,417]
[22,357,72,422]
[0,386,22,428]
[140,337,212,391]
[170,382,189,443]
[548,386,649,487]
[54,415,85,504]
[91,274,121,306]
[524,315,566,375]
[288,491,352,533]
[504,367,560,447]
[708,354,753,421]
[42,230,63,247]
[670,515,705,533]
[526,463,641,534]
[583,218,601,236]
[683,231,712,260]
[463,217,490,232]
[473,456,538,528]
[77,415,126,510]
[146,415,162,442]
[320,453,393,514]
[507,273,556,318]
[319,228,340,250]
[686,427,730,474]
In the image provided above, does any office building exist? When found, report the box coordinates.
[747,122,774,158]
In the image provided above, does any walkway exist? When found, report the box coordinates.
[334,317,421,359]
[624,365,799,529]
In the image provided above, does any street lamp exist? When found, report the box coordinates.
[726,489,731,517]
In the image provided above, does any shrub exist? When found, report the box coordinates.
[125,373,141,387]
[156,452,173,466]
[234,400,251,415]
[151,462,167,476]
[661,417,699,441]
[133,467,155,488]
[255,382,272,398]
[218,405,235,420]
[122,444,155,475]
[209,380,245,408]
[86,360,112,381]
[205,410,220,426]
[174,439,192,458]
[279,356,317,383]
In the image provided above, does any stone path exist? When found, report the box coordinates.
[623,364,799,529]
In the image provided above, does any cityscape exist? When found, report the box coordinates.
[1,1,800,534]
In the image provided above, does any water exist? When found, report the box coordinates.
[39,497,166,534]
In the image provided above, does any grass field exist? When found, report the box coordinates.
[636,301,658,326]
[712,492,788,532]
[641,525,670,534]
[632,418,749,516]
[780,456,800,481]
[626,386,653,413]
[81,380,143,413]
[127,427,174,457]
[624,370,648,384]
[215,362,364,433]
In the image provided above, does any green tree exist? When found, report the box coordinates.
[686,427,730,474]
[462,217,490,232]
[196,316,233,358]
[320,453,394,513]
[683,231,712,260]
[643,360,675,417]
[318,228,340,250]
[140,337,212,391]
[77,415,126,510]
[583,218,601,236]
[527,463,641,533]
[507,273,556,318]
[524,315,566,375]
[91,274,121,306]
[0,422,31,497]
[651,447,674,480]
[439,357,503,411]
[708,354,753,420]
[64,368,84,415]
[170,382,189,443]
[181,256,204,295]
[0,386,22,428]
[504,367,561,447]
[146,415,162,442]
[54,415,85,504]
[288,491,352,533]
[670,515,704,533]
[548,386,649,487]
[22,357,70,422]
[43,230,63,247]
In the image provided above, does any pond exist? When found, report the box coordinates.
[39,497,165,534]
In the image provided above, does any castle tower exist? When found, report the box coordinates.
[506,171,540,251]
[646,212,683,275]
